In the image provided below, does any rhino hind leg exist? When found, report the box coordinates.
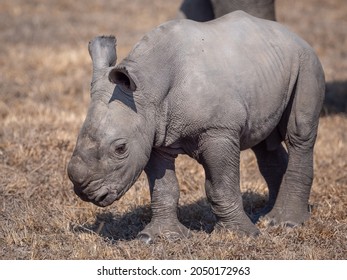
[264,143,314,227]
[264,58,325,227]
[252,133,288,215]
[265,131,317,226]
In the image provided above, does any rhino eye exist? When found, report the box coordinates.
[110,140,128,159]
[115,144,126,155]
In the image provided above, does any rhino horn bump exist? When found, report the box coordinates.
[89,35,117,72]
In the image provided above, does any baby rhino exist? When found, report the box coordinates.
[68,11,325,243]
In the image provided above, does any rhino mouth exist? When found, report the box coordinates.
[73,180,119,207]
[92,191,118,207]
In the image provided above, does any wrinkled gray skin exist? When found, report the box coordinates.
[68,11,325,243]
[177,0,276,21]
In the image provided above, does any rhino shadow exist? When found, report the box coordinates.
[70,206,151,242]
[71,191,267,242]
[322,80,347,115]
[178,191,267,233]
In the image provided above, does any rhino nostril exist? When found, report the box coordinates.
[74,185,90,202]
[73,185,83,196]
[98,193,108,202]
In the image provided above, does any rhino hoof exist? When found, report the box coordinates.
[136,232,154,244]
[214,221,260,237]
[264,207,310,228]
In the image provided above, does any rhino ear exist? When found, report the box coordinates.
[109,67,137,92]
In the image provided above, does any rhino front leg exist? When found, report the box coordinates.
[138,150,190,243]
[200,135,260,236]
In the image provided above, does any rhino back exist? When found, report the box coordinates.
[120,11,314,149]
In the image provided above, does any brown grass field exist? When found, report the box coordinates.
[0,0,346,259]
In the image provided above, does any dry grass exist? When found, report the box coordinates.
[0,0,346,259]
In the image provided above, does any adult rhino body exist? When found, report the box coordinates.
[68,11,325,243]
[178,0,276,22]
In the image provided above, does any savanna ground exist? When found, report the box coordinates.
[0,0,346,259]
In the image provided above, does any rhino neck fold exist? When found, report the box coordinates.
[116,21,189,148]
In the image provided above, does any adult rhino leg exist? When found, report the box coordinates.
[252,135,288,215]
[200,135,259,236]
[138,150,190,243]
[177,0,215,22]
[265,61,324,227]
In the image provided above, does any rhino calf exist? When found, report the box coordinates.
[68,11,325,242]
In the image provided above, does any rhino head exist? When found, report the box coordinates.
[67,36,154,207]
